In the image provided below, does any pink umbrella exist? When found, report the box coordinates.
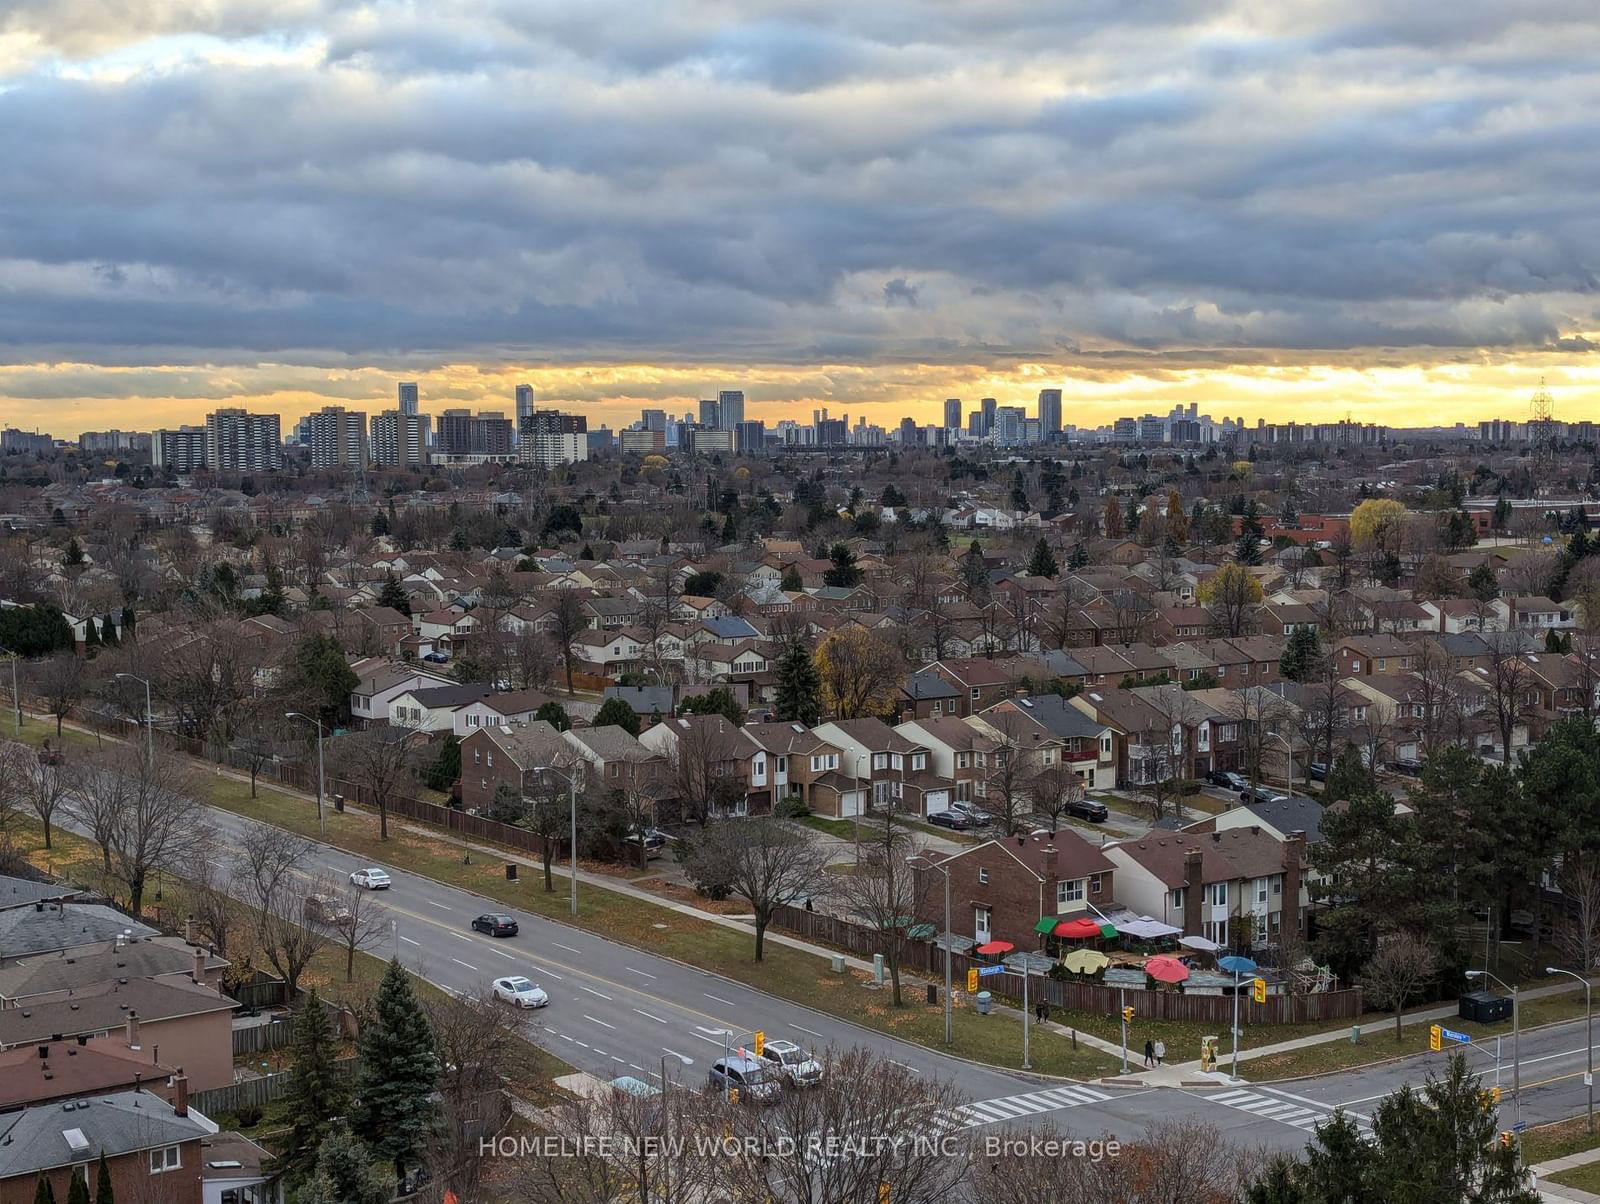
[974,941,1015,956]
[1145,956,1191,985]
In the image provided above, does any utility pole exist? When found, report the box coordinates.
[1548,968,1592,1132]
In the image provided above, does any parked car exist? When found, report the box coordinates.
[472,913,519,937]
[303,893,353,925]
[949,802,994,827]
[349,867,391,890]
[492,976,548,1008]
[625,827,668,857]
[421,651,450,663]
[708,1055,781,1104]
[757,1039,824,1088]
[1207,769,1248,791]
[1307,761,1329,782]
[1389,757,1424,776]
[925,810,972,831]
[1064,798,1109,823]
[1238,785,1288,806]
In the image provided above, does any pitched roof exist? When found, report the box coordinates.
[988,694,1105,741]
[0,937,227,1001]
[0,1090,215,1179]
[0,905,158,958]
[1110,828,1295,888]
[0,976,235,1046]
[0,875,77,913]
[0,1039,179,1110]
[930,829,1114,881]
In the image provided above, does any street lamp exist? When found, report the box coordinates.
[115,672,153,760]
[1548,967,1593,1132]
[0,642,19,732]
[907,853,953,1048]
[1468,969,1520,1128]
[852,751,870,861]
[284,712,328,838]
[534,763,580,916]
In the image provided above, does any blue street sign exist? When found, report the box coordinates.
[1513,1120,1528,1132]
[1440,1027,1471,1045]
[978,965,1005,977]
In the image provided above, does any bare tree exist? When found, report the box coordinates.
[681,817,829,960]
[1501,549,1558,598]
[502,625,558,692]
[1136,686,1206,823]
[330,725,420,840]
[102,746,211,915]
[662,718,747,829]
[1362,932,1439,1041]
[983,731,1033,836]
[30,653,85,738]
[829,815,926,1006]
[23,750,70,849]
[1482,630,1534,763]
[248,851,330,998]
[547,590,588,697]
[1027,764,1083,833]
[1224,686,1294,788]
[188,856,238,957]
[324,879,392,981]
[1558,855,1600,975]
[1411,640,1465,756]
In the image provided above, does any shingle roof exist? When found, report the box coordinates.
[0,905,158,958]
[0,1090,215,1178]
[0,976,234,1045]
[0,937,227,1001]
[0,875,77,913]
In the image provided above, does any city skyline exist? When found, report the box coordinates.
[0,4,1595,434]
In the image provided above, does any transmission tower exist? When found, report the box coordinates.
[1529,377,1559,471]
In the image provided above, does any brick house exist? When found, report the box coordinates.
[458,720,575,814]
[812,719,941,815]
[895,717,999,811]
[980,695,1116,791]
[741,722,866,817]
[916,659,1018,718]
[638,715,761,819]
[1331,634,1414,678]
[912,830,1116,950]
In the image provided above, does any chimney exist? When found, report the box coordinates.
[1282,830,1307,939]
[172,1072,189,1118]
[125,1011,140,1050]
[192,946,206,985]
[184,915,196,944]
[1182,848,1204,938]
[1041,843,1059,890]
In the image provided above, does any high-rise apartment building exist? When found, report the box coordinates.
[683,426,733,454]
[79,430,150,454]
[698,399,720,429]
[151,426,208,472]
[641,409,667,432]
[980,397,997,434]
[523,410,589,467]
[369,410,431,466]
[437,410,516,462]
[305,406,368,468]
[1037,389,1062,435]
[205,408,281,471]
[944,398,962,429]
[398,382,419,416]
[621,428,666,454]
[734,420,765,453]
[717,391,745,429]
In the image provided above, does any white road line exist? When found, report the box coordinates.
[527,965,565,981]
[663,1048,691,1063]
[491,949,516,960]
[612,1056,626,1064]
[704,993,735,1007]
[426,900,453,910]
[593,1048,608,1057]
[554,942,582,954]
[633,1009,668,1024]
[585,1015,617,1030]
[792,1024,825,1039]
[626,967,657,979]
[887,1060,921,1074]
[689,1031,729,1046]
[630,1064,647,1075]
[558,1034,576,1043]
[1264,1084,1370,1118]
[400,936,421,946]
[451,933,473,941]
[579,986,614,1001]
[451,958,478,971]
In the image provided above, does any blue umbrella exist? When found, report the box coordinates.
[1218,955,1258,975]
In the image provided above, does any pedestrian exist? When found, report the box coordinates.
[1154,1038,1165,1066]
[1040,1000,1050,1025]
[1143,1038,1155,1068]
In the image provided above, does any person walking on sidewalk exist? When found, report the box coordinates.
[1143,1038,1155,1068]
[1154,1039,1165,1066]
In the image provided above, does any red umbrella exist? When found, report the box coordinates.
[974,941,1014,956]
[1145,955,1190,985]
[1055,917,1104,939]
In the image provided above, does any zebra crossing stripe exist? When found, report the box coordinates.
[1208,1088,1369,1135]
[939,1083,1114,1131]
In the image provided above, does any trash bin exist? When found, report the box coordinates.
[927,983,938,1006]
[332,794,345,813]
[976,991,992,1016]
[506,863,518,881]
[830,954,845,973]
[1460,991,1512,1024]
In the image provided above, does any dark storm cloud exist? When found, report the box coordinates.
[0,0,1596,375]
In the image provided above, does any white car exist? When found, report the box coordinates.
[493,976,549,1009]
[757,1039,824,1087]
[349,867,391,890]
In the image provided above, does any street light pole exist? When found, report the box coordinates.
[908,854,953,1048]
[1268,729,1295,792]
[115,672,152,760]
[1549,967,1593,1132]
[536,764,581,916]
[1231,968,1243,1080]
[1470,969,1521,1129]
[285,712,328,838]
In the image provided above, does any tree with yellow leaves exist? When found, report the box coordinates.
[1166,489,1188,543]
[1197,561,1264,637]
[815,626,902,719]
[1350,498,1408,553]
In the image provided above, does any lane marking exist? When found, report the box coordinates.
[426,900,453,910]
[400,936,420,946]
[491,948,516,960]
[527,965,565,981]
[451,958,478,971]
[585,1015,617,1031]
[554,942,582,954]
[451,933,473,941]
[887,1059,921,1074]
[633,1009,668,1024]
[579,986,614,1001]
[626,967,658,979]
[704,993,735,1006]
[690,1031,730,1046]
[663,1048,691,1063]
[793,1024,825,1039]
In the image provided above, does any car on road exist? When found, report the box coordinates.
[708,1055,781,1104]
[1062,798,1109,822]
[303,893,353,925]
[492,976,548,1008]
[1389,757,1424,776]
[1207,769,1248,791]
[1307,761,1329,782]
[925,810,972,831]
[625,827,668,858]
[472,913,519,937]
[1238,785,1289,806]
[948,802,994,827]
[757,1039,824,1088]
[421,651,450,663]
[349,867,391,890]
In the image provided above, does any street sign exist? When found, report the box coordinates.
[978,965,1004,977]
[1587,1073,1594,1088]
[1513,1120,1528,1132]
[1440,1026,1471,1045]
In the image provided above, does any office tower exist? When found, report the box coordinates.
[524,410,589,467]
[944,398,962,430]
[437,410,516,462]
[734,420,765,453]
[621,428,666,454]
[698,398,720,429]
[398,382,419,416]
[684,426,733,454]
[150,426,208,471]
[304,406,368,468]
[899,417,919,446]
[967,411,983,436]
[204,408,281,471]
[980,397,997,435]
[370,410,431,466]
[514,383,537,451]
[515,384,535,418]
[815,416,847,445]
[641,409,667,432]
[717,391,745,429]
[1037,389,1062,435]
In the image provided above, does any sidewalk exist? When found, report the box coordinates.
[1535,1147,1600,1203]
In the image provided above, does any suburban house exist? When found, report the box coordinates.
[899,672,963,720]
[348,662,454,724]
[0,904,158,960]
[638,715,762,819]
[0,1038,180,1111]
[913,830,1117,950]
[451,690,555,737]
[387,683,494,731]
[980,695,1116,791]
[0,935,227,1007]
[458,720,576,814]
[894,717,999,811]
[741,722,866,817]
[916,659,1018,718]
[812,718,939,815]
[561,725,668,801]
[1496,595,1576,632]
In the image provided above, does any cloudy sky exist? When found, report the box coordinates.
[1,0,1596,435]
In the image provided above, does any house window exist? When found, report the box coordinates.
[931,701,942,715]
[1256,878,1268,905]
[956,753,971,770]
[970,687,980,700]
[1170,887,1185,910]
[776,756,787,775]
[1209,882,1228,907]
[978,868,989,884]
[1090,873,1104,896]
[473,748,481,764]
[911,753,926,771]
[487,752,494,767]
[975,907,991,942]
[1203,918,1229,945]
[1057,878,1084,906]
[150,1146,182,1174]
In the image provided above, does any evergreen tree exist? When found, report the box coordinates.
[369,511,390,538]
[1026,538,1058,578]
[352,962,440,1176]
[63,538,83,567]
[121,605,135,641]
[423,734,461,791]
[284,990,348,1180]
[1234,531,1264,566]
[376,573,410,615]
[780,565,803,592]
[65,1174,88,1204]
[83,619,101,652]
[1279,627,1322,682]
[677,687,743,726]
[721,511,738,544]
[535,701,571,732]
[94,1152,112,1204]
[773,637,822,725]
[281,633,360,726]
[32,1175,55,1204]
[1067,542,1089,570]
[1322,745,1373,805]
[823,543,861,588]
[579,542,595,560]
[301,1125,392,1204]
[959,540,990,602]
[1467,564,1499,601]
[1124,496,1140,534]
[99,616,118,647]
[594,697,641,736]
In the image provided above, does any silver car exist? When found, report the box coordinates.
[708,1056,781,1104]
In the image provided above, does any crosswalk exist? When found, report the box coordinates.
[1208,1087,1369,1136]
[929,1084,1114,1133]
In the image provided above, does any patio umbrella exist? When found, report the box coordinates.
[1218,954,1258,975]
[1055,917,1104,939]
[1144,955,1190,985]
[1178,934,1222,953]
[974,940,1015,956]
[1061,948,1110,974]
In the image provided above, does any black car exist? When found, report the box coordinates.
[471,913,519,937]
[1238,785,1288,806]
[1389,757,1424,776]
[1307,761,1329,782]
[1207,769,1247,791]
[926,810,973,831]
[1064,798,1109,823]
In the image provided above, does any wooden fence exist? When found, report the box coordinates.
[192,1058,357,1118]
[767,904,1364,1026]
[232,1019,295,1057]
